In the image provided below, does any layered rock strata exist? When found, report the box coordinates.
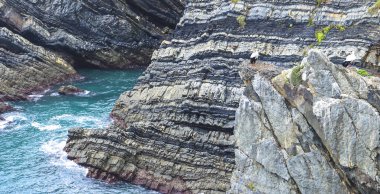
[0,0,184,100]
[230,50,380,194]
[65,0,380,193]
[0,0,184,68]
[0,27,76,100]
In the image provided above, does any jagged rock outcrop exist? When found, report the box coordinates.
[230,50,380,194]
[0,0,184,68]
[65,0,380,193]
[58,85,85,95]
[0,27,77,100]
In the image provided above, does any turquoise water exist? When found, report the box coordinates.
[0,69,156,194]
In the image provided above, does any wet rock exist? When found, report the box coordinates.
[58,85,85,95]
[0,102,12,114]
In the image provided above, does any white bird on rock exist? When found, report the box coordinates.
[250,51,259,64]
[343,52,358,67]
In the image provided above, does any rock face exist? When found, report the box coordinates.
[65,0,380,193]
[58,85,85,95]
[0,27,77,100]
[0,0,184,100]
[230,50,380,194]
[0,0,184,69]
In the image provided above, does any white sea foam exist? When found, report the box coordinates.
[51,114,110,128]
[27,94,44,101]
[31,122,61,131]
[27,89,51,101]
[76,90,92,97]
[40,140,87,173]
[50,92,60,96]
[0,113,27,130]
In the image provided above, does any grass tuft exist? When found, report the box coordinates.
[368,0,380,14]
[357,69,371,77]
[290,64,304,86]
[236,15,246,28]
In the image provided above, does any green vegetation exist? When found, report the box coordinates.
[303,44,315,56]
[290,64,304,86]
[237,15,247,28]
[315,24,346,44]
[307,16,314,26]
[357,69,371,77]
[316,0,328,7]
[368,0,380,14]
[246,182,255,191]
[231,0,240,4]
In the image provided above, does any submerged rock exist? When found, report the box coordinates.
[58,85,85,96]
[230,50,380,194]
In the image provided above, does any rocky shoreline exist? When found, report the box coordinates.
[0,0,184,101]
[64,0,379,193]
[0,0,379,193]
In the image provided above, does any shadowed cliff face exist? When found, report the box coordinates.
[0,27,77,101]
[231,50,380,193]
[0,0,184,69]
[64,0,380,193]
[0,0,184,100]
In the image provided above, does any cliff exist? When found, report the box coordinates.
[0,0,184,100]
[64,0,380,193]
[0,27,76,100]
[0,0,184,68]
[230,50,379,193]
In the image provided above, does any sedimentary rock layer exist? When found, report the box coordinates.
[0,27,76,100]
[0,0,184,69]
[65,0,380,193]
[230,50,380,193]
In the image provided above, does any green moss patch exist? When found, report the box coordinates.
[237,15,246,28]
[357,69,371,77]
[290,64,305,86]
[315,24,346,44]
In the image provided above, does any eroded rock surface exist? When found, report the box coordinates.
[65,0,380,193]
[0,0,184,68]
[0,27,77,100]
[0,0,184,100]
[58,85,85,96]
[230,50,380,194]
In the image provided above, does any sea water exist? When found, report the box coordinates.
[0,69,157,194]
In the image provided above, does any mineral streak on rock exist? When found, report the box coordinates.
[0,0,185,69]
[65,0,380,193]
[230,50,380,194]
